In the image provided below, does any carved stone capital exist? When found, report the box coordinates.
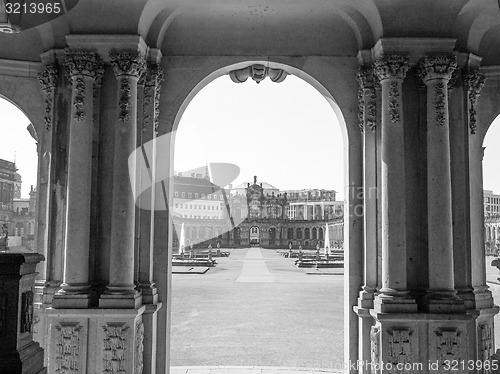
[418,55,457,83]
[464,68,485,134]
[109,50,147,79]
[37,64,58,130]
[145,63,164,87]
[64,50,104,82]
[357,65,377,132]
[373,55,409,82]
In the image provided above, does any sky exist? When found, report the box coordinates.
[1,74,500,201]
[174,75,345,198]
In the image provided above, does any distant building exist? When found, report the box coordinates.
[484,190,500,217]
[172,174,344,249]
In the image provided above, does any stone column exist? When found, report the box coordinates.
[418,55,464,312]
[357,65,378,308]
[53,51,103,308]
[100,50,146,308]
[465,69,493,309]
[373,55,416,312]
[355,65,378,372]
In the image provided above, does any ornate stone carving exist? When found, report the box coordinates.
[388,81,401,123]
[370,325,380,374]
[373,55,409,82]
[463,68,485,135]
[357,66,377,132]
[103,323,128,373]
[37,64,58,130]
[479,323,493,362]
[388,329,412,373]
[64,52,104,122]
[435,329,461,366]
[434,81,446,126]
[55,323,82,373]
[229,64,288,84]
[109,50,146,78]
[135,320,144,374]
[143,63,164,133]
[20,290,33,333]
[110,51,146,123]
[418,55,457,82]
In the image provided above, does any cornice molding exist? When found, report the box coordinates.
[0,59,42,78]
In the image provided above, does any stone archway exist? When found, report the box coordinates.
[160,59,363,369]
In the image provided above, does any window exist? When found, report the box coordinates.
[182,192,185,198]
[175,191,178,197]
[188,193,192,198]
[195,193,199,198]
[208,194,211,200]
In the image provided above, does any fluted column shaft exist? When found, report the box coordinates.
[100,50,146,308]
[54,51,103,308]
[419,55,458,305]
[373,55,416,312]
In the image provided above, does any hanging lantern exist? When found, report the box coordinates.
[0,1,22,34]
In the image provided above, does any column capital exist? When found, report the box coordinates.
[357,65,377,132]
[357,65,375,89]
[418,55,457,83]
[110,50,146,78]
[64,50,104,81]
[463,68,485,134]
[144,63,164,87]
[373,54,409,82]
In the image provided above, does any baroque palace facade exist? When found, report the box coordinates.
[1,1,500,373]
[171,174,344,249]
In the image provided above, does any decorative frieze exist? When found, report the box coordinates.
[388,329,412,372]
[135,320,144,374]
[463,68,485,135]
[435,329,461,368]
[20,290,33,333]
[479,323,493,362]
[357,66,377,132]
[55,323,82,374]
[370,325,380,374]
[37,64,58,130]
[143,63,164,134]
[103,323,129,373]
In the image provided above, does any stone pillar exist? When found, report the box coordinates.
[465,68,493,309]
[355,65,378,372]
[53,51,103,308]
[0,251,46,373]
[418,55,464,312]
[100,50,146,308]
[373,55,416,312]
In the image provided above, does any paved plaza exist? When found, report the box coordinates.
[170,248,344,372]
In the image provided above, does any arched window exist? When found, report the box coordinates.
[288,228,294,239]
[305,228,310,239]
[175,191,178,197]
[319,227,324,240]
[182,192,185,198]
[312,227,317,240]
[195,193,199,198]
[296,228,302,239]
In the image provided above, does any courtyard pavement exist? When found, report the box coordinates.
[170,247,344,372]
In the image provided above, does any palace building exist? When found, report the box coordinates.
[171,175,344,249]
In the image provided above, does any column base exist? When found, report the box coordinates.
[99,292,142,308]
[358,287,376,309]
[473,286,494,309]
[52,293,95,309]
[457,287,476,310]
[424,291,465,313]
[139,282,158,304]
[374,293,417,313]
[46,306,145,374]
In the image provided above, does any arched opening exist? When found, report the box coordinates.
[482,113,500,346]
[0,97,38,250]
[168,61,353,371]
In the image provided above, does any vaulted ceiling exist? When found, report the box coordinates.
[0,0,499,64]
